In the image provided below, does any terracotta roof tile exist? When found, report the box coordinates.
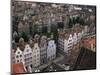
[12,63,26,74]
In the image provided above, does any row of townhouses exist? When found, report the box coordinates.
[12,35,56,72]
[58,25,85,54]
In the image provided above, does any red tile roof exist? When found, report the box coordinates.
[82,37,96,52]
[12,63,26,74]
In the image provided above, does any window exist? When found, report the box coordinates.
[30,57,32,59]
[17,60,19,63]
[69,40,72,42]
[20,55,22,57]
[16,55,19,58]
[68,42,73,45]
[25,59,27,61]
[18,52,20,54]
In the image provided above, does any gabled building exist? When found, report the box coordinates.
[58,26,83,54]
[19,37,25,51]
[73,24,84,42]
[23,44,33,70]
[40,36,47,65]
[58,31,65,51]
[47,40,56,61]
[15,47,24,64]
[58,31,73,54]
[64,34,73,54]
[32,43,40,67]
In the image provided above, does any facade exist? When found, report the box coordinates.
[12,1,96,73]
[11,49,15,64]
[58,32,65,51]
[23,44,33,69]
[40,36,47,65]
[58,29,83,54]
[58,32,74,54]
[73,32,78,45]
[64,34,73,53]
[32,43,40,67]
[47,40,56,61]
[15,47,24,64]
[77,32,82,42]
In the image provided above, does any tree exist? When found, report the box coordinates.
[21,32,28,42]
[79,18,85,25]
[69,18,73,28]
[76,16,80,23]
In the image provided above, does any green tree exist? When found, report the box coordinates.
[21,32,28,42]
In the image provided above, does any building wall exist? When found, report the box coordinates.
[40,36,47,64]
[32,43,40,67]
[15,47,24,64]
[64,34,73,53]
[47,40,56,61]
[23,44,33,68]
[58,38,64,51]
[73,33,78,45]
[77,32,83,42]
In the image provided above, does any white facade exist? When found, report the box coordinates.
[15,47,24,64]
[73,33,78,45]
[47,40,56,61]
[32,43,40,67]
[23,44,33,69]
[77,31,83,42]
[64,34,73,53]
